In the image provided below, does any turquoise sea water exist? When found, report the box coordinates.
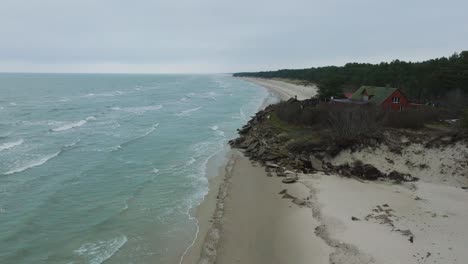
[0,74,273,264]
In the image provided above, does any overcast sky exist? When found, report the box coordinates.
[0,0,467,73]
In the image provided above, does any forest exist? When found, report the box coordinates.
[234,51,468,107]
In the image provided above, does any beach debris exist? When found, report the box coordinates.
[364,204,396,227]
[292,198,306,206]
[280,190,310,207]
[276,171,286,177]
[309,155,324,171]
[266,162,280,168]
[331,161,418,183]
[396,229,415,243]
[351,216,360,221]
[282,172,298,183]
[387,170,418,183]
[281,177,297,183]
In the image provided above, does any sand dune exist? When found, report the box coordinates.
[185,78,468,264]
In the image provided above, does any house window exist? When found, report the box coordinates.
[392,97,400,103]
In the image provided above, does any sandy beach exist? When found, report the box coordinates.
[180,77,318,264]
[182,77,468,264]
[240,77,318,101]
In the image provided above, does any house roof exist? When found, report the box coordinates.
[332,98,370,105]
[350,86,398,105]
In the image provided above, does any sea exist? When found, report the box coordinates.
[0,73,276,264]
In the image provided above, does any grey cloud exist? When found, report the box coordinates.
[0,0,467,73]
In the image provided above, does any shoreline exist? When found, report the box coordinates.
[180,77,316,263]
[180,78,278,264]
[179,148,231,264]
[239,77,318,101]
[179,77,468,264]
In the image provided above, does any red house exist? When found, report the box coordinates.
[344,86,410,111]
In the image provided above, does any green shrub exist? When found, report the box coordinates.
[383,107,440,129]
[274,99,321,126]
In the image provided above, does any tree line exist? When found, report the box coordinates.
[234,51,468,105]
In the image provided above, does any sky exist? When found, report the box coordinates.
[0,0,467,73]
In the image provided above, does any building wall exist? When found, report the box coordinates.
[381,90,409,111]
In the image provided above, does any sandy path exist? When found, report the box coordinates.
[240,77,318,101]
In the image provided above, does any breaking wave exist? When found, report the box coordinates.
[83,91,124,98]
[4,151,61,175]
[0,139,24,152]
[210,125,224,136]
[117,123,160,149]
[74,235,127,264]
[176,107,202,117]
[110,105,163,115]
[51,116,95,132]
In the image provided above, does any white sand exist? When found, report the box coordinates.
[303,171,468,264]
[240,77,318,101]
[331,142,468,187]
[311,142,468,263]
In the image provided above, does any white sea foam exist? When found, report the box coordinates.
[176,107,202,117]
[142,123,160,137]
[121,203,129,212]
[186,157,196,166]
[111,105,163,115]
[0,139,24,152]
[110,145,122,151]
[51,116,94,132]
[215,130,225,137]
[200,91,217,101]
[117,123,160,150]
[180,97,189,102]
[83,91,123,98]
[210,125,225,137]
[74,235,127,264]
[64,139,80,148]
[4,151,61,175]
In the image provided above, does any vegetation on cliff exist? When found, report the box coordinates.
[229,99,467,181]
